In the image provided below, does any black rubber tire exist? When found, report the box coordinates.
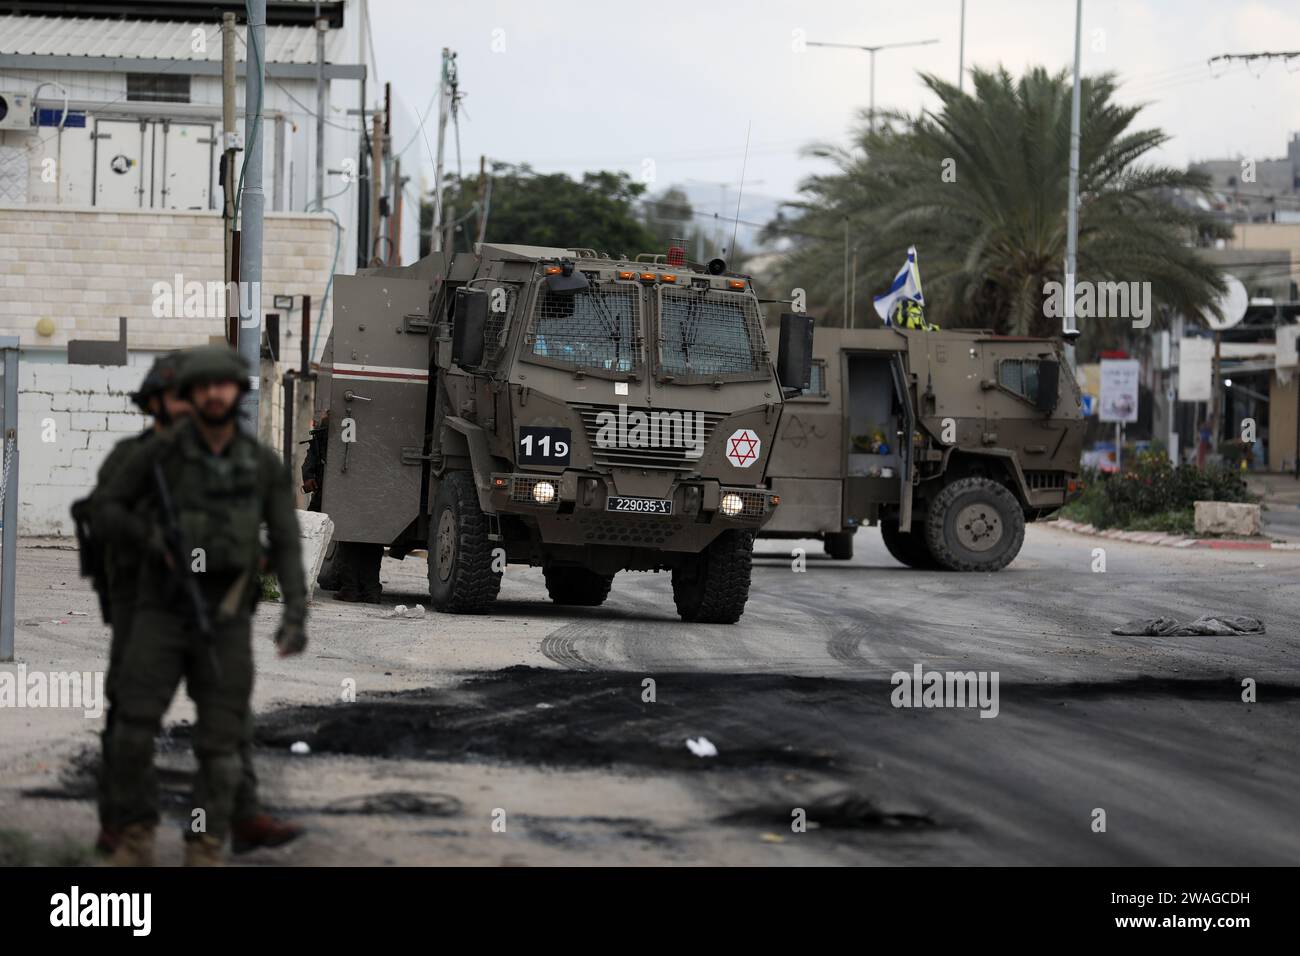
[925,477,1026,572]
[427,471,501,613]
[671,530,754,624]
[543,566,614,606]
[879,520,940,569]
[823,531,855,560]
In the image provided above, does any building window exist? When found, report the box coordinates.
[126,74,191,103]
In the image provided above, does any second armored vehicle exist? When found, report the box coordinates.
[760,326,1084,570]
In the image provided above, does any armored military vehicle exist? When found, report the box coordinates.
[761,326,1084,571]
[317,243,812,622]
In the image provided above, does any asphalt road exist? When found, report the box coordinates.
[2,523,1298,866]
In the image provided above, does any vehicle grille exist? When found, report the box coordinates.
[573,403,727,472]
[725,489,769,518]
[1025,470,1066,491]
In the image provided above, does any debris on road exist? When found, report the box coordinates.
[290,741,311,755]
[686,737,718,758]
[1111,615,1265,637]
[384,604,426,619]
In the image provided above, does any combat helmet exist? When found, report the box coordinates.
[176,345,251,398]
[130,351,188,411]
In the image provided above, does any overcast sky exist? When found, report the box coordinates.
[366,0,1300,220]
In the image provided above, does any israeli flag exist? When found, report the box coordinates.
[873,246,924,324]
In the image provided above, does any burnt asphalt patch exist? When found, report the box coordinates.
[253,667,1280,773]
[256,666,853,772]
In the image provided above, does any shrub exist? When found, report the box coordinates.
[1061,452,1253,531]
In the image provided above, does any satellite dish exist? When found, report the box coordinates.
[1206,274,1248,331]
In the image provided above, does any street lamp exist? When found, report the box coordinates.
[807,38,940,132]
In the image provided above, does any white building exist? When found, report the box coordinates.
[0,0,421,365]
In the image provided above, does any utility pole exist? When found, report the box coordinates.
[237,0,266,431]
[314,4,326,210]
[958,0,966,92]
[1063,0,1083,343]
[431,48,456,253]
[354,0,368,268]
[843,217,850,327]
[221,12,237,344]
[390,156,403,264]
[369,109,382,264]
[807,38,939,132]
[475,154,487,247]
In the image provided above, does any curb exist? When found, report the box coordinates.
[1051,519,1300,551]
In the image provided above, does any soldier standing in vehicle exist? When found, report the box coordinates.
[96,345,307,866]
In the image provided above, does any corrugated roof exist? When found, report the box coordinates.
[0,15,350,65]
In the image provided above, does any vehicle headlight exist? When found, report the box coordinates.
[532,480,557,505]
[719,492,744,517]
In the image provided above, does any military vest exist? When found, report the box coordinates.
[163,423,266,575]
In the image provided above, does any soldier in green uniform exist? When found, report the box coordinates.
[96,345,307,866]
[88,352,188,855]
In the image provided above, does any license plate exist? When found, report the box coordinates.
[607,495,673,515]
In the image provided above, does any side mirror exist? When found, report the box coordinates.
[1036,359,1060,413]
[776,312,814,395]
[452,288,489,368]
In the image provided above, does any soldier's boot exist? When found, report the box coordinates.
[106,823,155,867]
[231,814,304,854]
[358,544,384,604]
[183,835,225,867]
[94,827,121,857]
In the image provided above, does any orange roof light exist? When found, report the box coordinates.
[660,273,677,283]
[544,266,563,275]
[639,272,657,283]
[617,270,636,280]
[727,279,746,290]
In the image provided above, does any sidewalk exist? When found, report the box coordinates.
[1248,473,1300,543]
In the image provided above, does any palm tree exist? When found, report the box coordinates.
[765,66,1229,343]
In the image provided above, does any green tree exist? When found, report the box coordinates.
[765,66,1229,342]
[421,163,657,257]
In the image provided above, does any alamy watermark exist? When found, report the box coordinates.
[0,665,104,718]
[594,403,706,457]
[1043,278,1151,329]
[890,663,1000,718]
[150,275,261,323]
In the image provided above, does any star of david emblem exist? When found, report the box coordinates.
[726,429,761,468]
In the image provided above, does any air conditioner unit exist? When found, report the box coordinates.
[0,92,34,131]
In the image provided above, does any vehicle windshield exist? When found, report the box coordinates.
[658,288,762,378]
[529,283,640,374]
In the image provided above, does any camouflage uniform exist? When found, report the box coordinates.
[97,346,306,863]
[90,355,184,840]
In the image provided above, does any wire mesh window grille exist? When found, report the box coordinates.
[528,284,641,375]
[482,286,518,365]
[657,289,763,379]
[998,359,1040,400]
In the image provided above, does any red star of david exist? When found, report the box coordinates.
[728,430,759,465]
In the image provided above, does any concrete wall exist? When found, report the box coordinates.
[13,360,309,535]
[14,362,147,536]
[0,204,336,363]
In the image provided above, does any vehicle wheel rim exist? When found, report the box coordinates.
[954,502,1002,552]
[436,509,456,582]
